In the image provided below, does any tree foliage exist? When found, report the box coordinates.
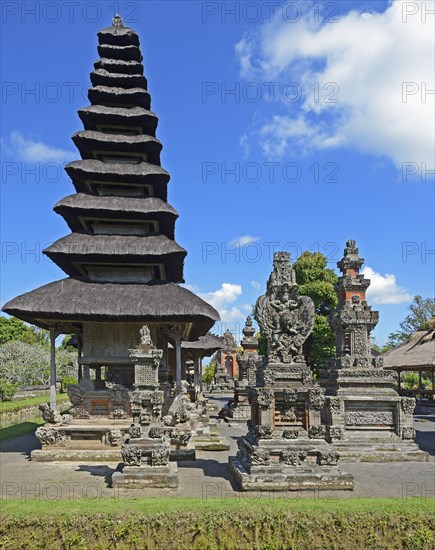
[0,317,49,347]
[0,341,76,388]
[293,252,338,374]
[202,362,216,385]
[399,296,435,336]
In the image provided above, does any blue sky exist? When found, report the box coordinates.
[1,0,434,345]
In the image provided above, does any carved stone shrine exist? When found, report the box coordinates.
[229,252,354,491]
[320,240,428,462]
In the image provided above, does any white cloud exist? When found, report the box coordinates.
[362,266,413,304]
[198,282,242,310]
[229,235,260,246]
[4,131,74,163]
[196,282,250,327]
[236,0,435,168]
[239,133,251,157]
[251,280,261,290]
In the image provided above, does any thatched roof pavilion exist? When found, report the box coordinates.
[2,15,219,403]
[383,328,435,397]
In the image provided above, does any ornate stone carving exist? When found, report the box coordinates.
[148,427,164,439]
[308,387,326,410]
[401,398,416,415]
[251,449,270,465]
[151,443,170,466]
[106,429,122,447]
[128,423,142,439]
[309,425,326,439]
[327,426,343,440]
[109,408,128,419]
[255,389,274,408]
[328,397,343,415]
[282,389,298,403]
[254,252,315,364]
[281,450,306,466]
[281,407,297,422]
[402,427,416,440]
[256,425,273,439]
[35,427,67,447]
[282,429,299,439]
[222,329,237,351]
[39,403,62,424]
[69,407,90,419]
[140,324,152,345]
[66,384,84,406]
[121,444,142,466]
[345,411,394,426]
[318,451,339,466]
[262,369,275,386]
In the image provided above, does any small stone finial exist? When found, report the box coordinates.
[112,13,124,27]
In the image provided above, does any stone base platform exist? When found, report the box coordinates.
[111,463,178,489]
[229,457,354,492]
[31,442,195,462]
[331,436,429,462]
[193,426,230,451]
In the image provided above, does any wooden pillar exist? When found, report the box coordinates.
[49,328,57,409]
[77,334,83,381]
[398,370,401,390]
[95,366,102,381]
[198,356,203,393]
[175,334,182,394]
[418,369,423,393]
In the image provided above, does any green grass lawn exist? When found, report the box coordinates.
[0,393,70,414]
[0,394,71,442]
[2,495,434,516]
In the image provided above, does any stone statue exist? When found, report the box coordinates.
[255,252,314,363]
[139,325,153,346]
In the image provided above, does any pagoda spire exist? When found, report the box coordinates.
[329,239,379,362]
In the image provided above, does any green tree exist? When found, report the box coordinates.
[399,296,435,337]
[202,362,216,385]
[0,316,49,347]
[293,251,338,374]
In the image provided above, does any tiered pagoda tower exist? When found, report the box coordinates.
[2,16,219,462]
[320,240,428,462]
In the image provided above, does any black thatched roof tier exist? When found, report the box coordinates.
[65,160,169,201]
[94,58,144,75]
[44,234,186,282]
[98,26,139,47]
[97,44,142,62]
[78,105,158,135]
[72,131,161,165]
[2,278,219,339]
[54,194,178,238]
[90,69,147,90]
[88,85,150,109]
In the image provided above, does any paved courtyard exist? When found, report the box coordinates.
[1,397,434,502]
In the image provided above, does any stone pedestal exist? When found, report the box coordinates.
[112,463,178,489]
[229,252,354,491]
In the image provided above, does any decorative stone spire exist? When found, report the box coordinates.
[237,316,261,386]
[112,14,125,27]
[329,240,379,364]
[222,329,237,351]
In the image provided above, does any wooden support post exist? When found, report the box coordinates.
[398,370,401,390]
[49,328,57,409]
[175,332,182,394]
[198,356,203,393]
